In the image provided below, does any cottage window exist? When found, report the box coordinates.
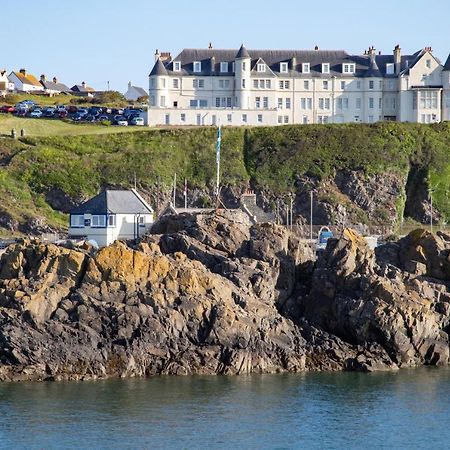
[108,215,116,227]
[92,215,106,228]
[70,215,85,227]
[139,216,145,227]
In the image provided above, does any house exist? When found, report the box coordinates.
[40,75,71,95]
[71,81,95,97]
[146,44,450,126]
[124,82,148,101]
[0,70,14,96]
[68,189,154,247]
[8,69,42,92]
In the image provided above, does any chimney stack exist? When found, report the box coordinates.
[40,74,46,82]
[20,68,26,75]
[154,49,160,61]
[210,56,216,73]
[314,45,319,51]
[291,56,297,70]
[394,44,401,74]
[81,81,86,88]
[53,76,58,84]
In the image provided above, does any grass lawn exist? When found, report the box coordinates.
[0,115,146,137]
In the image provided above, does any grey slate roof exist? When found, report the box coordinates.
[149,58,168,76]
[444,54,450,71]
[129,86,148,96]
[160,47,432,78]
[70,190,153,215]
[364,57,383,78]
[40,80,71,92]
[71,84,95,93]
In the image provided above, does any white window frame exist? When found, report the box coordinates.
[173,61,181,72]
[172,79,179,89]
[70,215,85,228]
[342,63,355,74]
[322,63,330,74]
[220,62,228,73]
[386,63,394,75]
[193,61,201,73]
[302,63,310,74]
[92,215,106,228]
[257,63,266,72]
[280,62,288,73]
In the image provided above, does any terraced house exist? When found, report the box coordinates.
[147,44,450,126]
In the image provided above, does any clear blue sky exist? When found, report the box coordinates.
[3,0,450,92]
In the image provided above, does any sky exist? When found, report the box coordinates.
[3,0,450,93]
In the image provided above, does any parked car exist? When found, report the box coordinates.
[130,117,144,126]
[67,105,78,113]
[0,105,14,113]
[71,113,83,121]
[15,109,28,117]
[77,108,88,117]
[58,110,68,118]
[84,115,96,123]
[44,108,56,117]
[115,118,128,126]
[98,115,110,121]
[56,105,67,112]
[30,109,43,118]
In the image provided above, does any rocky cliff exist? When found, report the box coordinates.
[0,211,449,381]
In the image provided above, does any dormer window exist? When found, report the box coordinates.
[173,61,181,71]
[257,63,266,72]
[193,61,201,73]
[342,63,355,74]
[322,63,330,73]
[280,62,288,73]
[386,63,394,75]
[220,62,228,73]
[302,63,310,73]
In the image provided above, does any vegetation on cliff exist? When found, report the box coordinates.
[0,121,449,234]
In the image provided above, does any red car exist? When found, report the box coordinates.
[0,105,14,113]
[58,110,68,118]
[67,105,78,113]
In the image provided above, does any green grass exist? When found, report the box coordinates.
[0,122,450,235]
[0,116,145,137]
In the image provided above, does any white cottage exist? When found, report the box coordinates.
[68,189,154,247]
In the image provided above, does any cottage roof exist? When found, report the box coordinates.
[71,190,153,215]
[12,71,41,87]
[71,83,95,93]
[41,80,71,92]
[127,86,148,97]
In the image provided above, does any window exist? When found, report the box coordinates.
[284,80,290,89]
[388,80,396,89]
[379,98,382,109]
[278,116,283,124]
[193,61,201,72]
[303,116,308,124]
[181,113,186,122]
[190,99,207,108]
[354,115,360,122]
[199,100,207,107]
[301,98,306,109]
[323,80,329,90]
[242,114,247,123]
[277,98,283,108]
[284,116,289,124]
[219,79,230,89]
[253,79,258,89]
[426,59,432,69]
[138,216,145,227]
[108,215,116,227]
[257,63,265,72]
[369,80,374,90]
[150,78,155,88]
[160,96,166,107]
[165,114,170,125]
[92,215,106,228]
[337,98,342,109]
[302,63,310,73]
[324,98,330,109]
[279,80,284,89]
[369,97,374,109]
[263,96,268,108]
[379,80,383,89]
[150,95,156,107]
[227,97,232,107]
[307,98,312,109]
[227,114,232,122]
[193,79,204,89]
[356,81,361,89]
[322,63,330,73]
[340,81,346,90]
[161,78,166,88]
[173,61,181,71]
[419,91,438,109]
[259,79,265,89]
[385,97,396,110]
[257,114,263,123]
[280,62,288,73]
[255,97,261,108]
[319,98,324,110]
[265,79,271,89]
[342,63,355,74]
[356,98,361,109]
[368,115,374,123]
[172,79,179,89]
[216,97,220,107]
[220,62,228,72]
[70,215,84,227]
[242,79,246,88]
[343,98,348,109]
[304,80,309,90]
[386,63,394,75]
[286,98,291,109]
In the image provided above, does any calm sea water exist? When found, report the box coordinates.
[1,368,449,449]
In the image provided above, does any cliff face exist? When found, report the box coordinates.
[0,211,449,381]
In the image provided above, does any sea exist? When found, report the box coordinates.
[1,367,449,449]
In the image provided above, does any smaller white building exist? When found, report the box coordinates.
[124,82,148,101]
[68,189,154,247]
[0,70,14,96]
[8,69,42,92]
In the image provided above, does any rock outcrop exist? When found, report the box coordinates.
[0,212,449,381]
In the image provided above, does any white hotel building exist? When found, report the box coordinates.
[147,44,450,127]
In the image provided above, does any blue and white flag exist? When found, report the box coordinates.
[216,125,221,164]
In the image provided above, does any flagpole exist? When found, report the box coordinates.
[216,121,221,207]
[173,172,176,207]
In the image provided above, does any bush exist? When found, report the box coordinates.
[100,120,111,126]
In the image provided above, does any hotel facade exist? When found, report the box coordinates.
[147,44,450,127]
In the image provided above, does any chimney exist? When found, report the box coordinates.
[81,81,86,88]
[394,45,401,74]
[424,46,432,53]
[368,46,376,60]
[160,52,172,62]
[154,49,160,61]
[128,81,131,89]
[53,76,58,84]
[40,74,46,82]
[20,68,26,75]
[291,56,297,70]
[210,56,216,73]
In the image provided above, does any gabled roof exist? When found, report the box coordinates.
[41,80,71,92]
[10,71,41,87]
[70,190,153,215]
[71,84,95,93]
[444,54,450,71]
[235,44,250,59]
[149,58,168,76]
[126,86,148,96]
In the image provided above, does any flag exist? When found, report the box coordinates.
[216,125,221,164]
